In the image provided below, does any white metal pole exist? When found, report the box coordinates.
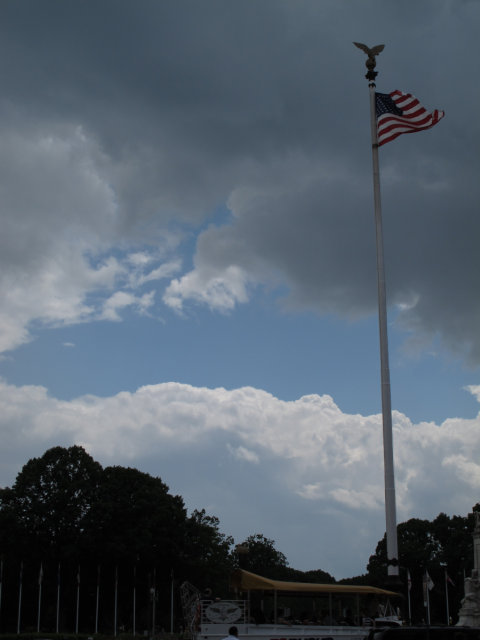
[426,583,431,625]
[171,572,174,633]
[17,562,23,634]
[37,563,43,632]
[407,571,412,624]
[56,563,61,634]
[444,570,450,624]
[423,572,431,625]
[95,565,100,634]
[0,558,3,624]
[37,581,42,632]
[367,74,399,579]
[114,566,118,637]
[152,568,156,636]
[76,566,80,634]
[133,565,136,637]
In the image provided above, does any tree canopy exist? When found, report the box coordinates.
[0,445,103,561]
[366,506,480,623]
[0,446,235,632]
[85,465,187,567]
[237,533,288,578]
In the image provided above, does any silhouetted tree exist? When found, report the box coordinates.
[366,505,480,624]
[0,446,104,631]
[0,447,236,633]
[0,445,103,563]
[85,465,186,565]
[183,509,234,596]
[238,533,288,579]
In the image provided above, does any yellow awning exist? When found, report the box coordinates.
[230,569,399,597]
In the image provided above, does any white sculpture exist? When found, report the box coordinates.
[457,513,480,626]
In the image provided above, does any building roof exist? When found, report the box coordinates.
[229,569,399,597]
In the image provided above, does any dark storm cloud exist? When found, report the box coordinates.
[0,0,479,361]
[0,0,359,214]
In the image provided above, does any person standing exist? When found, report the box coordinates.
[222,626,239,640]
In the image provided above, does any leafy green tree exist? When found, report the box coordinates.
[85,465,187,566]
[0,447,236,632]
[0,446,104,631]
[0,445,103,562]
[432,510,476,582]
[238,533,288,579]
[302,568,336,583]
[367,518,437,584]
[81,465,189,632]
[366,505,480,623]
[183,509,234,595]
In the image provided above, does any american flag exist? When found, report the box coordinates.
[425,570,435,591]
[376,90,444,146]
[446,571,455,587]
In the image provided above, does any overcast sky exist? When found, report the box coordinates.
[0,0,479,580]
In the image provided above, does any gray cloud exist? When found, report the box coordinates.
[0,1,477,355]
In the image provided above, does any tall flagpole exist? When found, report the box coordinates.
[444,569,450,624]
[56,562,61,634]
[75,565,81,634]
[37,562,43,632]
[152,567,157,636]
[407,569,412,624]
[17,561,23,634]
[170,570,175,634]
[95,565,100,634]
[133,564,137,638]
[114,565,118,637]
[354,42,399,579]
[0,556,3,626]
[424,571,432,625]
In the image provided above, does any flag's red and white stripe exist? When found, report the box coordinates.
[378,90,444,146]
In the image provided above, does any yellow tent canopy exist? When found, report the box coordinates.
[230,569,399,597]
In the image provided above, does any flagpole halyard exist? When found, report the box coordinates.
[354,42,399,579]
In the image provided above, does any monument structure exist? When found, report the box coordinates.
[457,512,480,625]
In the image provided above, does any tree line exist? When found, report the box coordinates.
[364,507,479,625]
[0,446,234,634]
[0,446,477,633]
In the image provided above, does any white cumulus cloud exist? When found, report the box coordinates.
[164,265,250,312]
[0,379,479,577]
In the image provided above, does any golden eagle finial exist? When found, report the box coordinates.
[353,42,385,80]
